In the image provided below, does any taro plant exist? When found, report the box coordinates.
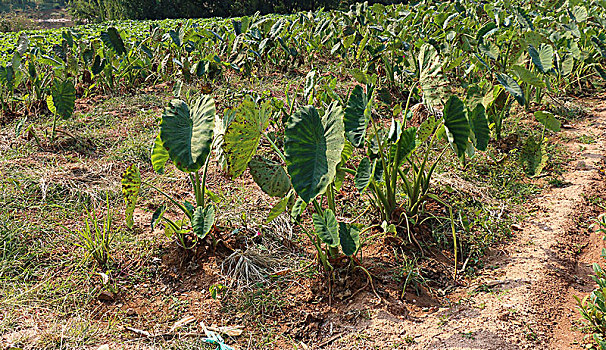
[18,76,78,146]
[46,77,76,143]
[577,260,606,350]
[520,110,561,176]
[121,95,217,249]
[576,216,606,350]
[222,96,362,272]
[346,77,489,223]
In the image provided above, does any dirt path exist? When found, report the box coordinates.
[325,97,606,350]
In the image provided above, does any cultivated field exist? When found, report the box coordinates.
[1,1,606,349]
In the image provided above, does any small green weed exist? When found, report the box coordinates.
[64,195,115,268]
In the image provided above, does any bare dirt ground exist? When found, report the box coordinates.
[322,96,606,350]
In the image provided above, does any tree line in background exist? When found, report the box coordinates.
[0,0,68,12]
[67,0,403,22]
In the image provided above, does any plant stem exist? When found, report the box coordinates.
[201,156,211,208]
[263,132,286,162]
[50,114,58,143]
[450,206,458,281]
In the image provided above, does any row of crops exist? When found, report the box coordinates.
[2,0,606,273]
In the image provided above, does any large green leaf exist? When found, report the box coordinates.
[354,157,373,193]
[528,44,553,73]
[151,134,170,174]
[521,135,547,176]
[469,104,489,151]
[394,127,417,166]
[339,222,360,256]
[313,209,339,248]
[511,65,545,88]
[496,73,525,106]
[192,205,215,239]
[443,96,470,159]
[50,78,76,120]
[304,70,316,104]
[160,96,215,173]
[285,102,345,203]
[291,196,307,219]
[248,156,291,198]
[344,85,369,148]
[101,27,126,56]
[121,164,141,230]
[534,111,561,132]
[222,98,271,177]
[418,115,437,143]
[560,55,574,77]
[418,43,445,107]
[91,55,105,75]
[572,5,588,23]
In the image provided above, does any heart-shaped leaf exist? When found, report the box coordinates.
[313,209,339,248]
[160,96,215,173]
[511,65,545,88]
[339,222,360,256]
[534,111,560,132]
[51,78,76,120]
[394,127,417,166]
[151,134,170,174]
[354,157,373,193]
[248,156,291,198]
[469,104,489,151]
[285,102,345,203]
[496,73,525,106]
[192,205,215,240]
[344,85,369,148]
[101,27,126,55]
[528,44,553,73]
[443,96,470,159]
[222,98,271,177]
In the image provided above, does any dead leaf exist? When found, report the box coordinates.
[170,315,196,332]
[208,324,244,337]
[97,345,110,350]
[124,326,151,337]
[98,272,109,285]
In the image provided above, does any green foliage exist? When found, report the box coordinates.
[50,78,76,119]
[344,85,370,148]
[192,205,215,240]
[443,96,470,159]
[67,0,377,21]
[578,261,606,350]
[312,209,339,248]
[284,103,344,203]
[151,134,169,174]
[223,98,271,177]
[100,27,126,55]
[520,135,548,176]
[122,97,218,249]
[66,196,115,268]
[160,96,215,173]
[121,164,141,230]
[248,156,291,198]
